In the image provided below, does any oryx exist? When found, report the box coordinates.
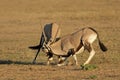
[29,22,61,64]
[43,27,107,66]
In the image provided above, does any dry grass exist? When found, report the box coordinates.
[0,0,120,80]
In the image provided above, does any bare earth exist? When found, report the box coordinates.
[0,0,120,80]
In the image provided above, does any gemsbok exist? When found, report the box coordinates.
[43,27,107,66]
[29,23,61,64]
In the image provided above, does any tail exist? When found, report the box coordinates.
[98,40,108,52]
[97,32,108,52]
[29,45,41,50]
[88,27,108,52]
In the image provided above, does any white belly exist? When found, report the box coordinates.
[75,46,84,54]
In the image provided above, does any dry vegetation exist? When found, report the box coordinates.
[0,0,120,80]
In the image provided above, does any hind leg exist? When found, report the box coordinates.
[83,43,95,66]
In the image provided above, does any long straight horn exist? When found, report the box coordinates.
[40,24,47,43]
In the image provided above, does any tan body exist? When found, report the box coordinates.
[44,27,107,66]
[29,23,61,64]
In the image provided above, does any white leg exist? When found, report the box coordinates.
[47,61,50,65]
[73,55,78,65]
[47,57,53,65]
[57,57,68,66]
[75,46,84,54]
[83,50,95,65]
[58,56,61,62]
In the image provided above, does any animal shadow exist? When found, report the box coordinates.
[0,60,47,65]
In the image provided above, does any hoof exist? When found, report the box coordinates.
[80,64,85,69]
[57,63,66,66]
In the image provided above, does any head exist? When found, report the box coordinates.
[42,42,51,53]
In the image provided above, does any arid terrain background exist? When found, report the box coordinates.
[0,0,120,80]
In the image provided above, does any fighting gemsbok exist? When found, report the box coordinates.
[43,27,107,66]
[29,22,61,64]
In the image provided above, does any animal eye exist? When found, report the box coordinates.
[50,39,52,42]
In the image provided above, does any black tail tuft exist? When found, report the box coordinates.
[99,41,108,52]
[28,45,41,50]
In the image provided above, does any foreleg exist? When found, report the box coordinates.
[73,54,78,65]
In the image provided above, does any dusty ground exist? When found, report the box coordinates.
[0,0,120,80]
